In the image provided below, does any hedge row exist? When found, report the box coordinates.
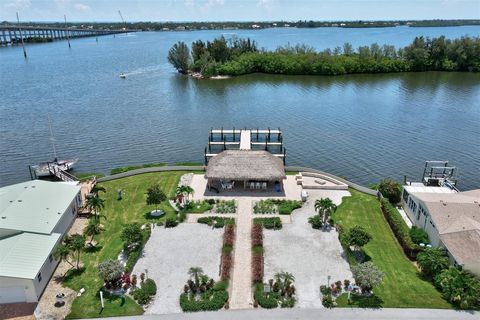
[221,224,235,280]
[380,198,420,259]
[125,227,151,273]
[253,217,282,230]
[179,289,229,312]
[198,216,235,228]
[252,224,264,283]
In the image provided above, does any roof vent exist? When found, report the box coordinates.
[17,200,22,202]
[31,186,36,188]
[1,216,6,219]
[57,212,62,215]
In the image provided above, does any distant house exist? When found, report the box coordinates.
[402,185,480,276]
[0,180,81,304]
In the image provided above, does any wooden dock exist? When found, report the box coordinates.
[205,128,286,164]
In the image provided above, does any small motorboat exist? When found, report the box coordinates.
[119,72,126,79]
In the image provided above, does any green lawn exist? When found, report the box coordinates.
[333,189,451,309]
[65,171,186,318]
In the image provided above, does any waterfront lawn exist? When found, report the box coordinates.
[332,189,451,309]
[65,172,185,318]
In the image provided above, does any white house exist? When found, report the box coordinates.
[0,180,81,304]
[402,185,480,276]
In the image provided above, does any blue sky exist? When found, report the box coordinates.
[1,0,479,22]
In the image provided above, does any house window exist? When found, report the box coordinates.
[49,254,53,263]
[37,272,42,282]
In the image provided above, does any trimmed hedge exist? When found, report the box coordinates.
[132,278,157,304]
[380,198,419,259]
[253,282,278,309]
[253,217,282,230]
[179,289,228,312]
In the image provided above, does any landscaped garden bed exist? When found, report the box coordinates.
[198,216,235,228]
[254,273,296,308]
[253,199,302,214]
[182,199,236,214]
[332,189,451,308]
[253,217,282,230]
[63,172,187,318]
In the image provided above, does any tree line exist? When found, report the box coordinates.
[167,35,480,77]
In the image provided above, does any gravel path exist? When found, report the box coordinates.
[133,223,223,314]
[263,190,353,308]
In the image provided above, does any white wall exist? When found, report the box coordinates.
[402,194,441,246]
[53,194,79,236]
[32,249,60,301]
[0,277,36,303]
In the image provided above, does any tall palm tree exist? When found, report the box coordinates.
[54,242,75,270]
[86,195,105,221]
[91,185,106,196]
[314,198,337,224]
[183,186,194,201]
[176,185,193,204]
[188,267,204,289]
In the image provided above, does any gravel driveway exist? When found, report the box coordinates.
[263,190,353,308]
[133,223,223,314]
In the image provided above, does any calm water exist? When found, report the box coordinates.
[1,26,479,189]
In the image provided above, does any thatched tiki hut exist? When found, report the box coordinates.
[205,150,286,191]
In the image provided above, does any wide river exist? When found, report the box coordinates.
[1,26,479,189]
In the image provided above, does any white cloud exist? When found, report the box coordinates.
[203,0,224,9]
[74,3,91,12]
[4,0,31,10]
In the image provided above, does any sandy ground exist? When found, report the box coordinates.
[133,223,223,314]
[263,190,353,308]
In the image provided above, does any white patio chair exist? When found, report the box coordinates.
[255,182,261,189]
[262,182,267,189]
[250,182,255,189]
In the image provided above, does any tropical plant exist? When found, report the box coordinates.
[98,259,124,289]
[53,241,75,270]
[347,225,372,252]
[308,215,323,229]
[168,41,191,73]
[188,267,204,290]
[378,179,402,204]
[83,218,103,245]
[120,223,143,251]
[435,267,480,309]
[146,184,166,213]
[63,234,86,270]
[351,262,384,294]
[314,198,337,225]
[85,195,105,221]
[409,226,429,245]
[90,185,106,195]
[416,248,450,278]
[176,185,194,204]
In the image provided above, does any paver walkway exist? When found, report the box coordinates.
[229,198,253,309]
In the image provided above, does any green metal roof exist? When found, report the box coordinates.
[0,180,80,234]
[0,232,61,279]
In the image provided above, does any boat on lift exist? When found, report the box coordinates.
[32,118,78,177]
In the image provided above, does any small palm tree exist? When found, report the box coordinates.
[84,219,103,245]
[91,185,106,196]
[54,242,75,271]
[188,267,204,290]
[86,195,105,221]
[183,186,194,202]
[314,198,337,225]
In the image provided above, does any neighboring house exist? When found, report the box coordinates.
[0,180,81,304]
[402,185,480,276]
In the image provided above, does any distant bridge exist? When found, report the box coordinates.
[0,25,135,45]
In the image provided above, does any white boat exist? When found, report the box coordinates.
[32,117,79,177]
[33,158,79,177]
[119,73,126,79]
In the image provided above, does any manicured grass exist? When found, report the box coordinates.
[332,189,451,309]
[184,200,214,213]
[75,172,105,181]
[110,162,167,175]
[65,172,186,318]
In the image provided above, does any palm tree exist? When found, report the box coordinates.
[183,186,194,202]
[84,219,103,245]
[54,242,75,271]
[314,198,337,225]
[188,267,204,290]
[282,272,295,288]
[176,185,188,204]
[68,234,86,269]
[86,195,105,221]
[91,185,106,196]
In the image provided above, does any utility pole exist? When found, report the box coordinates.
[16,12,27,59]
[64,15,71,48]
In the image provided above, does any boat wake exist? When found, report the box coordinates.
[122,65,164,77]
